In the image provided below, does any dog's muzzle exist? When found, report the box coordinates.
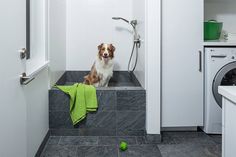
[103,53,109,58]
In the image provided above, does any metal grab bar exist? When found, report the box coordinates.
[20,73,35,85]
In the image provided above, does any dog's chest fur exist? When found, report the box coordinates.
[95,56,113,87]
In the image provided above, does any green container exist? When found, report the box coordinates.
[204,20,223,40]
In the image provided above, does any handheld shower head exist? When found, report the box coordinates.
[112,17,141,73]
[112,17,138,29]
[112,17,129,24]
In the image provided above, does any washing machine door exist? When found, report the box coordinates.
[212,61,236,107]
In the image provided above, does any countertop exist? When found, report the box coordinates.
[204,40,236,46]
[218,86,236,103]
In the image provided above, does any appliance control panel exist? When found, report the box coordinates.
[207,47,236,62]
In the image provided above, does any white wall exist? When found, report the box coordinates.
[205,1,236,33]
[26,0,51,156]
[66,0,133,71]
[133,0,146,88]
[24,69,49,157]
[49,0,67,86]
[145,0,161,134]
[27,0,48,75]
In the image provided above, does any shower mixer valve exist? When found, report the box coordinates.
[134,34,141,48]
[134,38,141,48]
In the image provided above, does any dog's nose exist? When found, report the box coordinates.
[104,53,108,57]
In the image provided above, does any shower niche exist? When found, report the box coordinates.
[48,0,147,136]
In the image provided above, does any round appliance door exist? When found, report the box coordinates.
[212,61,236,108]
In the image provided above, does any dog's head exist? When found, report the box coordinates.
[98,43,115,63]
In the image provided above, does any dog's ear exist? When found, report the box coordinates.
[98,43,104,50]
[110,44,116,52]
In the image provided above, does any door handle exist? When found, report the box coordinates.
[20,73,35,85]
[199,51,202,72]
[19,48,27,59]
[211,55,227,58]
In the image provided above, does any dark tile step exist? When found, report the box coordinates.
[60,71,141,87]
[49,89,145,112]
[49,71,146,137]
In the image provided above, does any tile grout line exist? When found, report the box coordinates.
[96,136,99,146]
[117,145,120,157]
[57,136,62,145]
[75,144,79,156]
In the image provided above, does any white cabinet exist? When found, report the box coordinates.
[162,0,204,127]
[222,98,236,157]
[219,86,236,157]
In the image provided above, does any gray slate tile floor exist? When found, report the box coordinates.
[40,131,221,157]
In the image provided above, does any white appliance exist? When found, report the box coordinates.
[204,47,236,134]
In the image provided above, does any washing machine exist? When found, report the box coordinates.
[204,47,236,134]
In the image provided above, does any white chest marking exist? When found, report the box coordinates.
[95,56,114,87]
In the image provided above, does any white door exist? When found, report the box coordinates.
[162,0,204,127]
[0,0,28,156]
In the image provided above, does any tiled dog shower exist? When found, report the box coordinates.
[49,71,146,136]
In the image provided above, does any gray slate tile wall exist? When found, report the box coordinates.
[49,88,146,136]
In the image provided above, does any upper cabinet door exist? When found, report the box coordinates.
[162,0,204,127]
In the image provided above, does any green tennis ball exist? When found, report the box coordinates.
[119,141,128,151]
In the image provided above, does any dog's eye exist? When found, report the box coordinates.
[102,48,105,51]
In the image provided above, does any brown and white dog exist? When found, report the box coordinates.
[84,43,115,87]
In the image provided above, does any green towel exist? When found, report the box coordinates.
[56,83,98,125]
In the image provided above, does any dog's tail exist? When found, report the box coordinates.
[83,75,91,85]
